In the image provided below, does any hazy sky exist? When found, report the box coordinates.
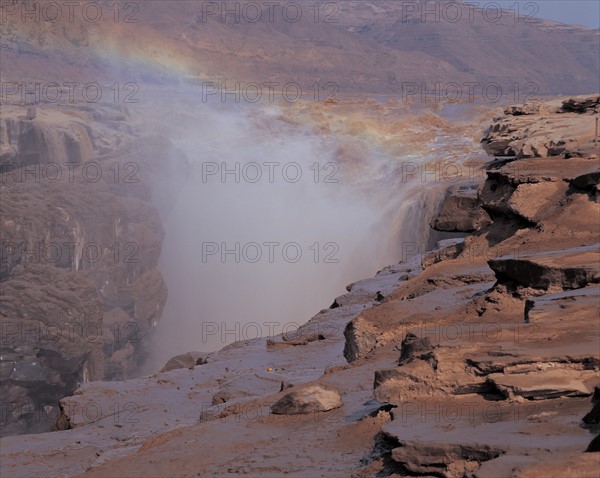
[492,1,600,28]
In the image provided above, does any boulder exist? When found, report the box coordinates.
[505,181,567,223]
[373,365,440,404]
[161,352,208,373]
[343,315,379,363]
[271,385,342,415]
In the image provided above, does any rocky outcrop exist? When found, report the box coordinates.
[0,103,134,168]
[431,185,491,232]
[373,364,441,403]
[479,158,598,224]
[586,435,600,452]
[582,390,600,453]
[560,96,600,114]
[482,95,599,159]
[421,239,466,269]
[582,404,600,428]
[525,286,600,323]
[571,170,600,193]
[488,246,600,291]
[504,101,542,116]
[361,96,600,477]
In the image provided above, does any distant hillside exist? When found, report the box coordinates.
[1,0,598,97]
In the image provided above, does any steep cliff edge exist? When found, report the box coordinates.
[0,103,186,436]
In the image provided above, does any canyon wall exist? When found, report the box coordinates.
[0,102,186,436]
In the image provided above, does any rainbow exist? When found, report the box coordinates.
[87,24,201,77]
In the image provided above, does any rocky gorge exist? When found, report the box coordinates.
[0,101,188,436]
[1,94,598,476]
[1,0,600,475]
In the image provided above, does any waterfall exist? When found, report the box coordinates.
[137,88,483,370]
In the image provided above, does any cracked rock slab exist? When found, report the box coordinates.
[488,245,600,290]
[486,368,595,400]
[391,441,504,478]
